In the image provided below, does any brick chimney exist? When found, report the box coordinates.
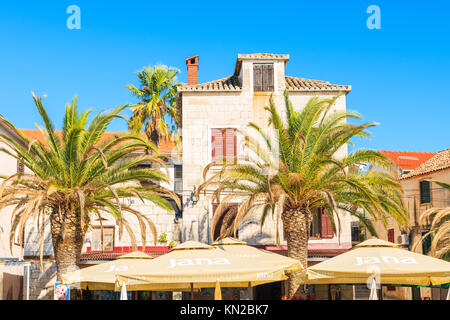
[186,55,199,85]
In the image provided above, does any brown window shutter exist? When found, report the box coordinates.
[321,209,334,238]
[212,129,224,163]
[388,228,395,243]
[262,64,274,91]
[253,64,263,91]
[224,128,236,164]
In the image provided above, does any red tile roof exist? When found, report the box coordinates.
[19,129,176,154]
[81,246,170,261]
[379,150,437,171]
[400,148,450,179]
[80,244,351,261]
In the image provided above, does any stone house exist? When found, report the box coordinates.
[177,53,356,262]
[369,149,450,300]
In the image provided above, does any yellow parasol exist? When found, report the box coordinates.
[115,241,289,291]
[212,237,303,273]
[61,251,195,291]
[297,238,450,286]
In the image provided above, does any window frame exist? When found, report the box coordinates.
[91,226,115,252]
[419,180,432,204]
[208,125,241,167]
[253,63,274,92]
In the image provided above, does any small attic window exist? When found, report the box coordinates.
[253,63,274,91]
[190,58,196,64]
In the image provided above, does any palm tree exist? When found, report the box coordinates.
[0,94,180,281]
[413,181,450,261]
[126,65,181,148]
[196,91,408,296]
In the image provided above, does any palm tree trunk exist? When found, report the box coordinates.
[50,209,84,281]
[282,208,311,298]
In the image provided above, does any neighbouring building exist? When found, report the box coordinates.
[0,118,26,300]
[370,149,450,300]
[0,127,182,299]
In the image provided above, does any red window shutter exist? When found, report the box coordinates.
[225,128,236,164]
[212,129,224,163]
[388,229,395,243]
[321,209,334,238]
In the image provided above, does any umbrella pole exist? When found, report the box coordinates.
[447,288,450,300]
[190,283,194,300]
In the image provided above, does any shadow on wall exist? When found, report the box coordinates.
[23,225,54,257]
[239,219,273,245]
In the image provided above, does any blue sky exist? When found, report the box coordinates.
[0,0,449,152]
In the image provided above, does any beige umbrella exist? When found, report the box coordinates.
[115,241,289,291]
[212,237,303,273]
[61,251,194,291]
[297,238,450,287]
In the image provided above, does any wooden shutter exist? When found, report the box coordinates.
[225,128,236,164]
[212,129,224,163]
[253,64,263,91]
[321,209,334,238]
[262,64,274,91]
[420,180,431,204]
[388,228,395,243]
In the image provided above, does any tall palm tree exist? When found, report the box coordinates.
[0,94,180,281]
[126,65,181,148]
[196,91,408,296]
[413,181,450,261]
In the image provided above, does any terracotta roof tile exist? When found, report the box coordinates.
[179,75,350,93]
[400,149,450,179]
[178,75,242,92]
[379,150,438,171]
[237,53,290,60]
[19,129,176,154]
[285,76,351,92]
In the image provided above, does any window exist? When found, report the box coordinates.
[351,221,360,243]
[419,180,431,204]
[131,163,158,186]
[212,203,239,241]
[92,227,115,251]
[401,169,411,176]
[212,128,237,164]
[253,63,274,91]
[388,228,395,243]
[174,165,182,193]
[309,208,334,239]
[421,232,432,255]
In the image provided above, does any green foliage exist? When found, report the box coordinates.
[0,93,181,265]
[197,90,408,242]
[126,65,181,146]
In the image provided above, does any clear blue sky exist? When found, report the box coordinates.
[0,0,448,152]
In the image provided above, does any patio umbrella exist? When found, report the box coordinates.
[212,237,303,273]
[115,241,289,291]
[368,277,378,300]
[61,250,194,291]
[120,282,128,300]
[297,238,450,287]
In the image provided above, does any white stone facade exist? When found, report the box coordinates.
[179,53,355,247]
